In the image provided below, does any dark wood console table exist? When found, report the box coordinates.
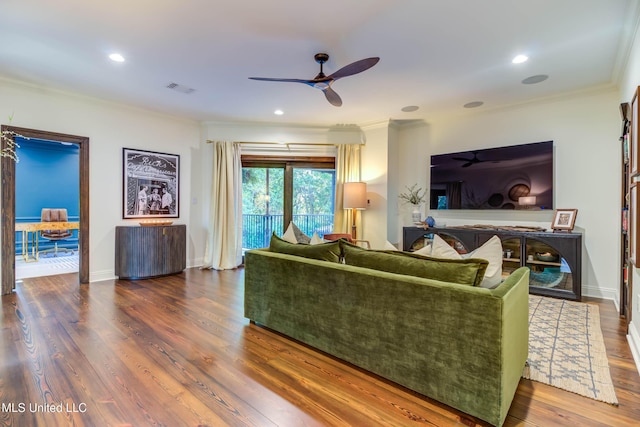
[115,224,186,279]
[403,226,582,300]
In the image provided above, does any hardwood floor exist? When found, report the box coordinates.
[1,268,639,426]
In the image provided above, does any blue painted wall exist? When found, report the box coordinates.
[15,137,80,253]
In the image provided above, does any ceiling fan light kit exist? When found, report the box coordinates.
[249,53,380,107]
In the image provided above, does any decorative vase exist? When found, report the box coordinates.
[426,216,436,227]
[411,207,422,223]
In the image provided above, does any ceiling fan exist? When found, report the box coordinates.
[249,53,380,107]
[452,152,483,168]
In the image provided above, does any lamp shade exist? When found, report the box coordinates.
[343,182,367,209]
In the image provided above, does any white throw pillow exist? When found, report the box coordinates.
[413,243,432,256]
[431,234,503,288]
[310,232,324,245]
[383,241,399,251]
[282,222,299,243]
[430,235,460,258]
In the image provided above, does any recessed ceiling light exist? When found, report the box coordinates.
[522,74,549,85]
[401,105,419,112]
[274,109,284,115]
[464,101,484,108]
[512,54,528,64]
[109,53,125,62]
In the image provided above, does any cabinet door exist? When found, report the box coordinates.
[162,225,186,274]
[525,235,581,300]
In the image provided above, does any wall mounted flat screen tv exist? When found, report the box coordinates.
[429,141,553,210]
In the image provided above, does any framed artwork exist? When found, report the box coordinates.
[551,208,578,232]
[123,148,179,219]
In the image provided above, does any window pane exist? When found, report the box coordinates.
[242,167,284,250]
[292,168,335,236]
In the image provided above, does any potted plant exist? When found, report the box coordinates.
[399,184,426,223]
[1,114,25,162]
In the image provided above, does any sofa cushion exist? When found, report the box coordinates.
[269,233,341,262]
[431,234,503,288]
[341,241,488,286]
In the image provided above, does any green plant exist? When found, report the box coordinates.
[1,114,26,162]
[399,184,426,206]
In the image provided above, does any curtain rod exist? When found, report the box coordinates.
[205,140,363,146]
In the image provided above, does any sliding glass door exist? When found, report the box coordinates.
[241,156,335,250]
[242,167,284,249]
[292,168,335,237]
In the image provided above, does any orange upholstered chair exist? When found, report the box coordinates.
[39,208,73,256]
[323,233,371,249]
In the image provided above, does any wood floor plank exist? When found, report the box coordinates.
[1,268,639,426]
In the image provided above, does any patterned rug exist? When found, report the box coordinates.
[522,295,618,404]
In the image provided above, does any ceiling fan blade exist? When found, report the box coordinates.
[248,77,312,84]
[323,87,342,107]
[327,57,380,80]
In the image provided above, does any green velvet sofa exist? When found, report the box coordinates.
[244,248,529,426]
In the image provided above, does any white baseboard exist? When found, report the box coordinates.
[90,270,117,282]
[628,321,640,376]
[187,257,204,269]
[582,285,618,301]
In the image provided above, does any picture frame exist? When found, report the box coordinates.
[551,208,578,232]
[123,148,179,219]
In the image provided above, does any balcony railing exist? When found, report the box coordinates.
[243,214,334,250]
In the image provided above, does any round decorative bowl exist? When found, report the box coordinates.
[536,252,558,262]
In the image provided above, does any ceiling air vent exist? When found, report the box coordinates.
[166,82,195,94]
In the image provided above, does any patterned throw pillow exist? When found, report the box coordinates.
[282,221,311,244]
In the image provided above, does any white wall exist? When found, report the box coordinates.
[0,78,203,282]
[393,88,620,300]
[394,121,431,241]
[360,121,392,250]
[387,90,620,305]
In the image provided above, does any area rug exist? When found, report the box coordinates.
[522,295,618,405]
[15,253,79,280]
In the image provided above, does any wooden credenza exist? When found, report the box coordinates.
[403,226,583,300]
[115,224,186,279]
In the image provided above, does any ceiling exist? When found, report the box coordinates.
[1,0,637,126]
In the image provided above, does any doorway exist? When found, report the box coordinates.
[1,126,89,295]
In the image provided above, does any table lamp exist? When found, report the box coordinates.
[343,182,367,239]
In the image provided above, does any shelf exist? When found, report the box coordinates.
[527,260,562,267]
[403,226,582,300]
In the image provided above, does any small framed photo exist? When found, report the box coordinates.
[123,148,179,219]
[551,208,578,232]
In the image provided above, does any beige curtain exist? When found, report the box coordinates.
[202,141,243,270]
[333,144,362,236]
